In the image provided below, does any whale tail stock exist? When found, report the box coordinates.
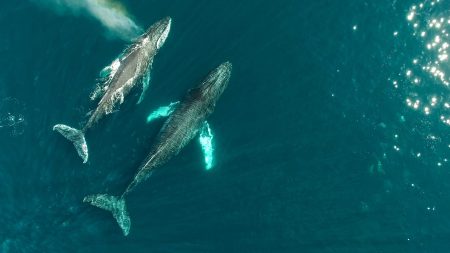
[83,194,131,236]
[53,124,89,163]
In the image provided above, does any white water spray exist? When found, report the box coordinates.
[32,0,142,41]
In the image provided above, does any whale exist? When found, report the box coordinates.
[83,62,232,236]
[53,17,172,163]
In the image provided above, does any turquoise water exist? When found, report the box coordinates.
[2,0,450,252]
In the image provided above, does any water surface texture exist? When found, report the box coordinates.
[1,0,450,252]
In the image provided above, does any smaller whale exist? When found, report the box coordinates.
[84,62,232,235]
[53,17,172,163]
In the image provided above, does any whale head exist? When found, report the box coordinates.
[142,16,171,50]
[198,62,232,106]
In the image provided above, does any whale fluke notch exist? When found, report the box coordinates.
[83,194,130,236]
[53,124,88,163]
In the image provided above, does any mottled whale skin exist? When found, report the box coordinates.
[84,62,232,236]
[53,17,172,163]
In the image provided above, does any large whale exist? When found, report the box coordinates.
[53,17,172,163]
[83,62,232,236]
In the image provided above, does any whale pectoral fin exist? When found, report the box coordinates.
[146,101,180,123]
[137,71,151,104]
[137,60,153,104]
[199,121,214,170]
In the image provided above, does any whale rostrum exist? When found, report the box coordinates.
[53,17,172,163]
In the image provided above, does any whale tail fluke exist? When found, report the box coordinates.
[83,194,131,236]
[53,124,88,163]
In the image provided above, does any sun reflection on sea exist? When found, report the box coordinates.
[385,0,450,170]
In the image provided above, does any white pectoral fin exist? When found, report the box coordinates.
[146,101,179,123]
[199,121,214,170]
[137,60,153,104]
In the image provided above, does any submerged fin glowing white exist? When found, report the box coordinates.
[137,64,152,104]
[146,102,179,123]
[199,121,214,170]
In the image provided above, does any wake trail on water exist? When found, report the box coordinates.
[32,0,143,41]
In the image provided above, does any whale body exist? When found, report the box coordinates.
[84,62,232,235]
[53,17,172,163]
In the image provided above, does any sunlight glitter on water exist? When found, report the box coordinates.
[400,1,450,120]
[382,0,450,168]
[406,2,450,86]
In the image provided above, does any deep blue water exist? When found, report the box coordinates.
[3,0,450,252]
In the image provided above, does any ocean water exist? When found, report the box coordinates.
[2,0,450,252]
